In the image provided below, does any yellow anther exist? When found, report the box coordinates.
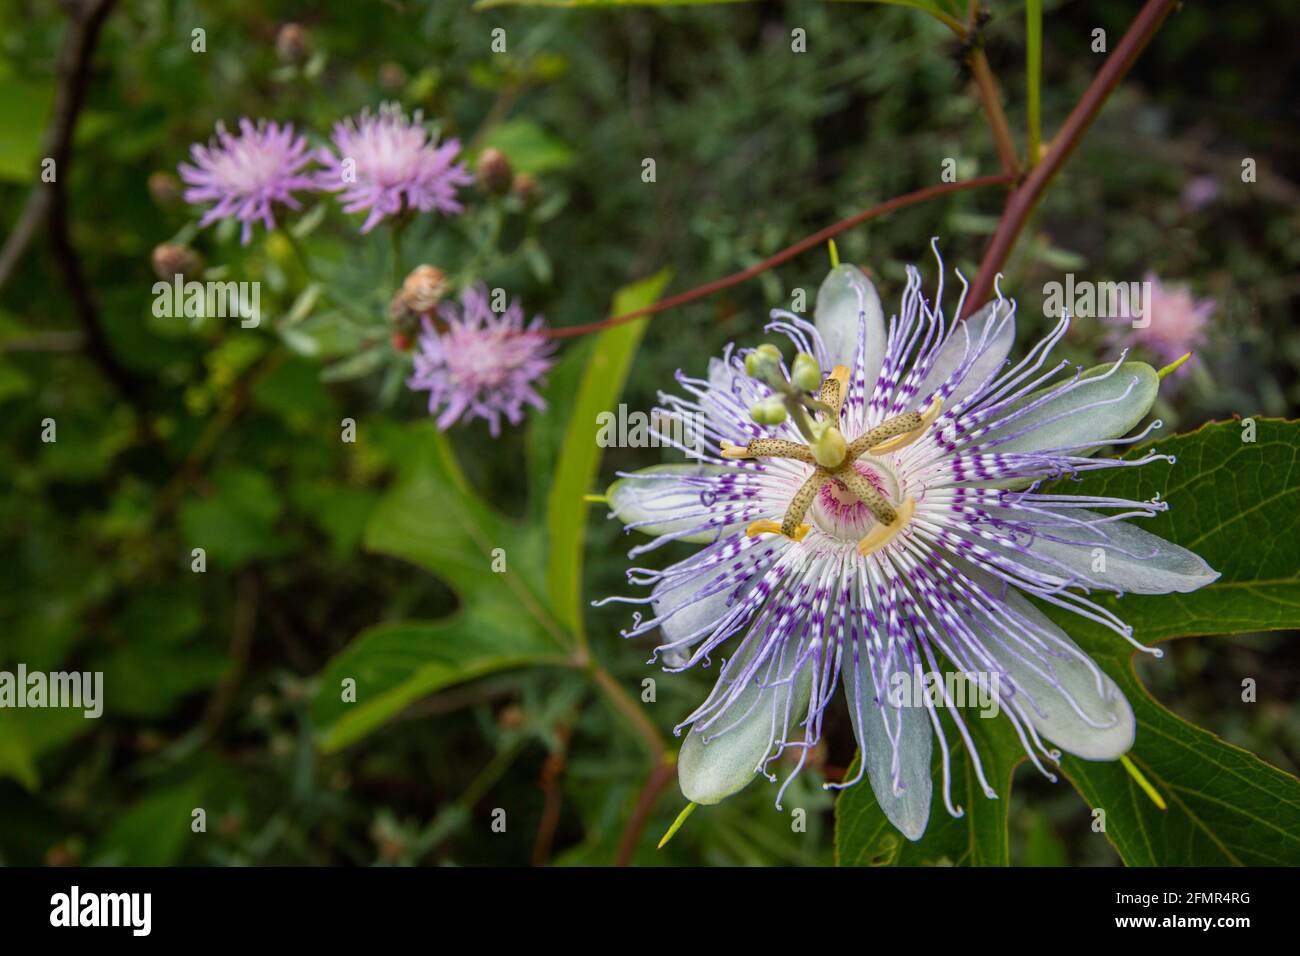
[868,396,943,455]
[746,519,810,542]
[720,440,752,459]
[820,365,852,417]
[856,496,916,557]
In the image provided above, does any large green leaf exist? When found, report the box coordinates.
[1059,652,1300,866]
[310,422,570,751]
[311,273,670,749]
[835,419,1300,865]
[92,781,206,866]
[543,270,671,638]
[1040,418,1300,864]
[0,708,89,790]
[312,606,571,753]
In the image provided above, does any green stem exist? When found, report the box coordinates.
[390,225,405,290]
[460,204,504,284]
[1026,0,1043,167]
[460,738,527,809]
[585,660,665,760]
[961,0,1180,316]
[280,227,317,281]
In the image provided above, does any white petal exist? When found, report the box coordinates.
[914,299,1015,408]
[985,589,1135,761]
[846,664,933,841]
[1027,511,1220,595]
[607,464,738,543]
[651,566,752,644]
[815,265,885,385]
[678,649,813,805]
[988,362,1158,456]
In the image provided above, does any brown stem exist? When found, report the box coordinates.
[614,758,676,867]
[544,174,1013,340]
[968,48,1020,176]
[0,0,117,291]
[532,724,571,866]
[38,2,144,412]
[198,569,259,739]
[960,0,1179,317]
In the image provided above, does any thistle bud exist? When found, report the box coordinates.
[378,62,407,93]
[151,243,203,280]
[147,171,181,206]
[476,148,513,195]
[276,23,311,64]
[400,265,449,315]
[790,352,821,392]
[749,397,788,426]
[511,172,538,204]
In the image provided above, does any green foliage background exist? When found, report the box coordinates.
[0,0,1296,866]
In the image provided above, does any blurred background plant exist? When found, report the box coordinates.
[0,0,1296,866]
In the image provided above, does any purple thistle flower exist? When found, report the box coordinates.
[601,242,1219,839]
[178,118,319,245]
[318,104,472,233]
[407,285,555,436]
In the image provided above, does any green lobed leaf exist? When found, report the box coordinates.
[310,422,571,751]
[835,419,1300,865]
[311,608,571,753]
[1038,418,1300,864]
[1058,655,1300,866]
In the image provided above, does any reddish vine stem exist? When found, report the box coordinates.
[614,759,677,867]
[960,0,1180,317]
[544,174,1013,340]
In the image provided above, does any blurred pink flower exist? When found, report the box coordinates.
[1117,273,1216,369]
[179,119,320,245]
[408,285,555,436]
[1180,174,1220,213]
[318,104,472,233]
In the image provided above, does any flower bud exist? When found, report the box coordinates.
[790,352,821,392]
[810,424,848,469]
[400,264,449,315]
[147,171,181,206]
[476,148,513,195]
[276,23,311,64]
[151,243,203,280]
[378,62,407,93]
[749,397,788,426]
[744,343,786,388]
[511,172,538,204]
